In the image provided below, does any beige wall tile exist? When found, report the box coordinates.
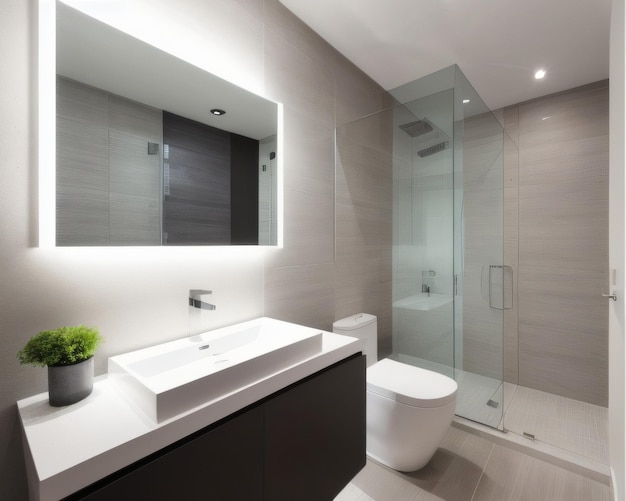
[333,56,398,127]
[518,322,608,405]
[334,106,393,357]
[514,81,609,406]
[263,22,335,129]
[461,112,505,380]
[264,108,335,268]
[335,257,392,358]
[463,82,608,403]
[262,0,392,356]
[264,263,336,331]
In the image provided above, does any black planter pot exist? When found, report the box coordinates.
[47,357,94,407]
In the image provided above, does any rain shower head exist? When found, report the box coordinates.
[399,117,450,157]
[417,141,449,158]
[399,119,433,138]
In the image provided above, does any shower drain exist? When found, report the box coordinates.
[486,399,500,409]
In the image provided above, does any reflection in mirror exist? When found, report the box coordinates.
[53,1,280,246]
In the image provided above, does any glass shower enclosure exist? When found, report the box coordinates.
[337,65,513,429]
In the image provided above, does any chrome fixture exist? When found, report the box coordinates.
[399,118,450,157]
[421,270,435,297]
[487,265,514,310]
[189,289,215,340]
[602,292,617,302]
[189,289,216,310]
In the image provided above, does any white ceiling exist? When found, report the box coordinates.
[279,0,612,110]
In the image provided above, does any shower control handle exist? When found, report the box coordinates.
[602,292,617,301]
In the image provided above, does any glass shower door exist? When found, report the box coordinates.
[453,67,507,428]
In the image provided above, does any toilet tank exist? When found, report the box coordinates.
[333,313,377,367]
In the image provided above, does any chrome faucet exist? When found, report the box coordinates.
[421,270,435,297]
[189,289,215,340]
[189,289,216,310]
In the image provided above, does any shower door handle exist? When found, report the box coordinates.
[487,265,513,310]
[602,292,617,301]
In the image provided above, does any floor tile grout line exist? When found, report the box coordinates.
[470,441,496,501]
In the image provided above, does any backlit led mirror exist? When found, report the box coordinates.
[49,1,281,246]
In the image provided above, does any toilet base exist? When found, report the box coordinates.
[365,450,434,473]
[366,392,456,472]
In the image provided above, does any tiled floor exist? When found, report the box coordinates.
[396,354,609,465]
[503,385,609,464]
[335,427,611,501]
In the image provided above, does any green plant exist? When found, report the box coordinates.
[17,326,103,367]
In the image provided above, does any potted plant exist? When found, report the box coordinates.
[17,326,103,407]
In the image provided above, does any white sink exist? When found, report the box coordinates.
[108,317,323,422]
[393,293,453,311]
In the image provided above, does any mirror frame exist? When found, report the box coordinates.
[38,0,283,248]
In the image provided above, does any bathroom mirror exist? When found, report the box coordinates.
[49,1,280,246]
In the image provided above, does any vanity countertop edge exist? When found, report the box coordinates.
[17,331,361,501]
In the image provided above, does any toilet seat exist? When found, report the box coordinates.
[367,359,457,408]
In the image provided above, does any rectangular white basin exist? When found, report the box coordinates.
[108,317,323,422]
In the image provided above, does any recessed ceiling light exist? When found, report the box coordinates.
[534,69,546,80]
[210,108,226,116]
[462,99,470,104]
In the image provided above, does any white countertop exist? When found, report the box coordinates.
[17,331,361,501]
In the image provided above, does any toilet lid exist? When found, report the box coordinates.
[367,359,457,408]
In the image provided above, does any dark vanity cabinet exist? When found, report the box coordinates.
[70,406,264,500]
[264,354,366,500]
[68,354,365,501]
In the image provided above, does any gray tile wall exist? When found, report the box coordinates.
[56,77,162,246]
[504,81,609,406]
[462,112,507,380]
[57,77,111,245]
[335,109,394,356]
[262,0,394,355]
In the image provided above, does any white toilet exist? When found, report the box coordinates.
[333,313,458,472]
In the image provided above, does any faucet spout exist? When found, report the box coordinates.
[189,289,216,310]
[189,298,216,310]
[189,289,216,340]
